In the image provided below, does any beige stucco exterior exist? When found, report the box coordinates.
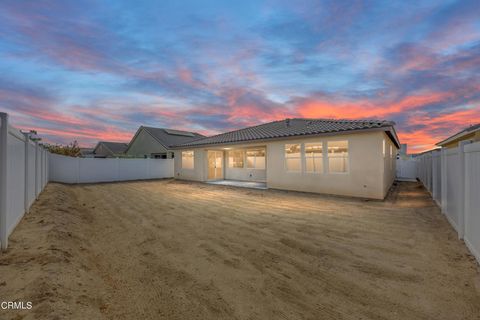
[174,130,398,199]
[440,131,480,149]
[93,144,111,158]
[126,129,173,158]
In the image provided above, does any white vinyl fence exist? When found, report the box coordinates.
[49,154,173,183]
[417,141,480,264]
[0,113,49,250]
[396,158,417,181]
[1,111,174,250]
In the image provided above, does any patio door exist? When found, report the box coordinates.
[207,151,223,180]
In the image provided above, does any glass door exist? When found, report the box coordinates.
[207,151,223,180]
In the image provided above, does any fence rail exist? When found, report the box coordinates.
[0,113,49,250]
[49,154,174,183]
[416,141,480,264]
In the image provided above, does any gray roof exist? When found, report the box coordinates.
[95,141,129,154]
[174,118,399,148]
[79,148,95,156]
[141,126,205,148]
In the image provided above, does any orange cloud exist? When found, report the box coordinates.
[297,92,451,119]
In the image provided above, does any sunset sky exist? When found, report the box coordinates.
[1,0,479,152]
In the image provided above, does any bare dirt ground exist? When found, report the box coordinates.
[1,180,479,320]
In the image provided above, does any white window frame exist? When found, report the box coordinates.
[181,150,194,170]
[305,142,324,174]
[327,140,349,174]
[228,150,245,168]
[246,149,265,169]
[285,143,302,172]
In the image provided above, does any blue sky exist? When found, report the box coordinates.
[1,0,479,151]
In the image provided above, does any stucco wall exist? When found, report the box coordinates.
[442,131,480,149]
[382,132,398,197]
[126,129,169,157]
[225,167,266,182]
[266,131,386,199]
[174,130,396,199]
[173,149,205,181]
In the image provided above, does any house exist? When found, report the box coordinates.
[171,118,400,199]
[93,141,129,158]
[436,123,480,148]
[125,126,204,159]
[79,148,95,158]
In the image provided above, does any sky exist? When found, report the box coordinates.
[0,0,479,152]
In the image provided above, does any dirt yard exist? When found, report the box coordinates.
[0,180,479,320]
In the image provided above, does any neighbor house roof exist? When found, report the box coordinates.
[173,118,400,148]
[79,148,95,157]
[436,123,480,147]
[94,141,129,155]
[127,126,205,150]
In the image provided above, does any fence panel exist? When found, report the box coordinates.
[27,141,37,208]
[49,154,174,184]
[464,142,480,263]
[445,148,461,232]
[78,158,118,183]
[0,112,50,250]
[118,158,150,181]
[432,151,442,205]
[396,159,417,181]
[416,142,480,265]
[6,126,26,236]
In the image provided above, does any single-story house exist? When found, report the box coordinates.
[93,141,129,158]
[436,123,480,149]
[125,126,204,158]
[79,148,95,158]
[171,118,400,199]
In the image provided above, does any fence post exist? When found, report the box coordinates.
[35,141,39,199]
[440,148,447,215]
[0,113,9,251]
[41,147,44,191]
[22,132,32,213]
[457,141,470,239]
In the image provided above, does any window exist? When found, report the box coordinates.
[246,149,265,169]
[382,139,386,157]
[181,150,194,169]
[285,144,301,171]
[228,150,244,168]
[305,143,323,173]
[328,141,348,173]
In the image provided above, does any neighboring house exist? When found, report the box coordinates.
[93,141,129,158]
[125,126,204,159]
[172,118,400,199]
[436,123,480,149]
[397,143,411,160]
[79,148,95,158]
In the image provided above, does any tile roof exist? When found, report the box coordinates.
[96,141,129,154]
[142,126,205,148]
[174,118,399,148]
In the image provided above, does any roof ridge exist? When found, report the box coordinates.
[190,119,287,142]
[289,117,391,123]
[142,125,203,136]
